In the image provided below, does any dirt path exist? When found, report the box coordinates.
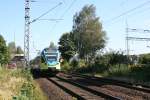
[35,78,74,100]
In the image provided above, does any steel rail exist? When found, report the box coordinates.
[55,75,121,100]
[70,73,150,93]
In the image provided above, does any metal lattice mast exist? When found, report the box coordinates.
[125,20,129,56]
[126,28,150,55]
[24,0,30,67]
[24,1,62,67]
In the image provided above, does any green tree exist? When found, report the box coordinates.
[8,42,16,54]
[58,33,76,61]
[72,4,106,62]
[16,46,24,54]
[0,35,9,65]
[97,51,128,68]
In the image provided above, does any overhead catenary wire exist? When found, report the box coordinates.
[50,0,77,32]
[29,2,63,59]
[31,0,37,2]
[104,0,150,24]
[105,5,150,28]
[37,19,63,21]
[60,0,77,18]
[30,2,62,24]
[31,0,61,4]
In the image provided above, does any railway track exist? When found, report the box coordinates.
[47,76,120,100]
[34,69,150,99]
[57,73,150,100]
[69,73,150,93]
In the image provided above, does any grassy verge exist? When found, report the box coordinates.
[0,67,47,100]
[75,64,150,86]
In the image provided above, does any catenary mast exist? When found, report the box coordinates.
[24,0,62,67]
[24,0,30,67]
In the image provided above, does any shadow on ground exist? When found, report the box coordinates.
[31,68,58,79]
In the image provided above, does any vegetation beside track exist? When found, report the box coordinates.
[75,64,150,85]
[39,3,150,88]
[61,51,150,86]
[0,67,47,100]
[56,4,150,86]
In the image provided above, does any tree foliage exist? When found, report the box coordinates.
[0,35,9,64]
[8,42,16,54]
[30,56,41,65]
[58,33,76,61]
[16,46,24,54]
[139,53,150,64]
[96,51,128,67]
[72,5,106,60]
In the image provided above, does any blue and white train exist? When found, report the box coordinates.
[41,48,60,70]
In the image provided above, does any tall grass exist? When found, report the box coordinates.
[105,64,130,76]
[74,60,150,85]
[0,67,47,100]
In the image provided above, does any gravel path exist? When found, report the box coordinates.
[36,78,74,100]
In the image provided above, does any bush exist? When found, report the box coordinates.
[61,60,71,72]
[106,64,130,76]
[129,66,150,81]
[70,59,79,71]
[78,59,86,68]
[72,51,150,84]
[139,53,150,64]
[40,63,47,69]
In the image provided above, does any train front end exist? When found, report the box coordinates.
[46,53,60,71]
[41,48,60,72]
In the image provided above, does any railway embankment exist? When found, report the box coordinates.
[0,67,47,100]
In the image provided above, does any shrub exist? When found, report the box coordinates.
[61,60,71,71]
[40,63,47,69]
[130,66,150,81]
[78,59,86,68]
[139,53,150,64]
[70,59,79,71]
[107,64,130,76]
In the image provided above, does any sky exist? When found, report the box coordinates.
[1,0,150,59]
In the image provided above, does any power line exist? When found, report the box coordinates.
[104,5,150,28]
[125,27,150,55]
[50,0,77,32]
[38,18,63,21]
[31,0,37,2]
[105,0,150,24]
[60,0,77,18]
[30,2,62,24]
[127,37,150,41]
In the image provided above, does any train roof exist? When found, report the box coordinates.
[42,47,58,53]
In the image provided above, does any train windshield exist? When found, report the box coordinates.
[45,52,57,55]
[47,56,57,61]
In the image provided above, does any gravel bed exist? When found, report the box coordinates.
[36,78,74,100]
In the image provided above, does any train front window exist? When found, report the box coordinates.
[47,56,57,61]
